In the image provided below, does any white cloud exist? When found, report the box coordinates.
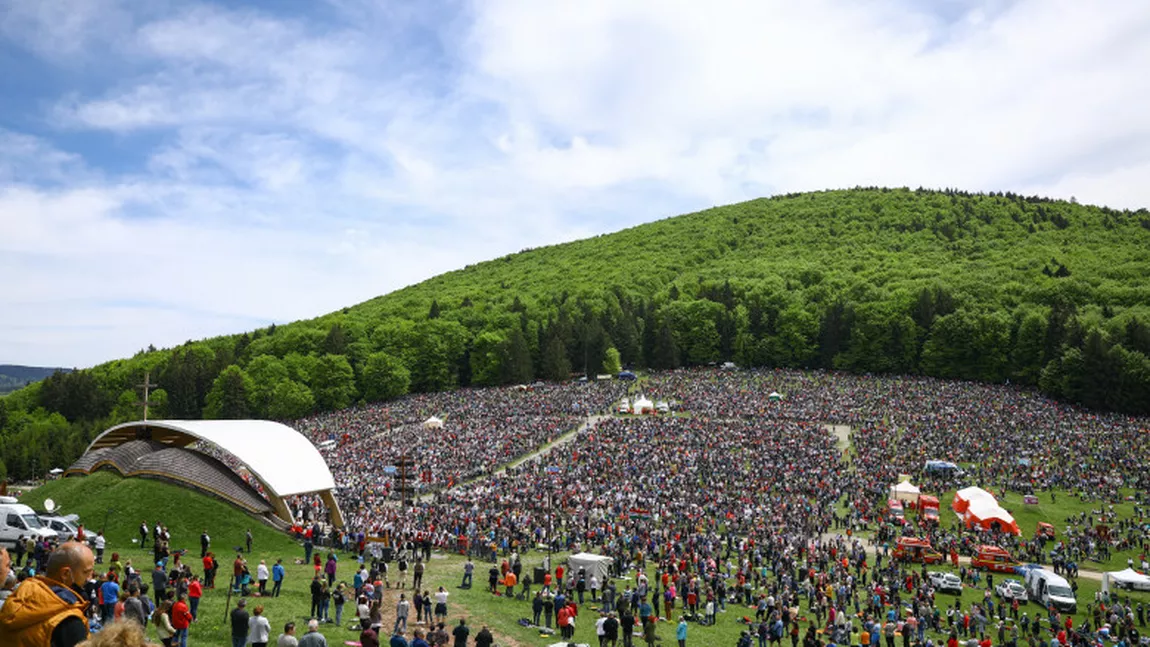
[2,0,1150,366]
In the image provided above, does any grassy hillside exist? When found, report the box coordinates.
[3,188,1150,480]
[18,472,294,553]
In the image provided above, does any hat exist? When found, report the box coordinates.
[238,598,247,607]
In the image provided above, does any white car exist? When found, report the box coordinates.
[929,571,963,594]
[995,579,1028,603]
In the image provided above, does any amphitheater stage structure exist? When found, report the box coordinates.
[66,420,344,528]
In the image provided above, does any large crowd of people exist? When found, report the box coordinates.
[6,367,1149,647]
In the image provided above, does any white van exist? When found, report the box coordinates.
[0,501,60,547]
[1024,568,1076,613]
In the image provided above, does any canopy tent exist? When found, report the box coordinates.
[1101,568,1150,593]
[768,391,784,402]
[952,486,996,514]
[632,396,654,414]
[422,416,444,429]
[567,552,614,584]
[890,480,921,503]
[962,498,1021,535]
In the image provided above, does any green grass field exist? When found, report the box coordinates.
[12,474,1150,647]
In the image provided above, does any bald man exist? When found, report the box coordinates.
[0,541,93,647]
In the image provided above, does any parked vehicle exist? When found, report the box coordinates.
[38,514,80,542]
[972,545,1021,573]
[1,500,60,547]
[923,460,964,478]
[888,499,907,525]
[922,506,940,524]
[1036,522,1056,539]
[929,571,963,594]
[892,537,944,564]
[1024,569,1076,613]
[995,578,1028,603]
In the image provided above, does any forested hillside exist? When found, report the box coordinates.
[0,365,68,394]
[3,188,1149,481]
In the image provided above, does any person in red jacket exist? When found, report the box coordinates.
[172,592,193,647]
[558,604,572,640]
[556,565,565,589]
[188,576,203,619]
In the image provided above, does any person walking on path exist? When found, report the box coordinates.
[394,594,410,634]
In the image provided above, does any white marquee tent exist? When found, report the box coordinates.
[1101,568,1150,593]
[890,480,921,502]
[567,552,615,584]
[632,396,654,414]
[422,416,444,429]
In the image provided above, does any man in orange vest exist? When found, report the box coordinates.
[0,541,94,647]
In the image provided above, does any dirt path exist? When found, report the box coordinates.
[494,414,608,476]
[417,414,607,502]
[369,583,531,647]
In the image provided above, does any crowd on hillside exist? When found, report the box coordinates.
[267,368,1150,556]
[287,381,627,530]
[8,367,1150,647]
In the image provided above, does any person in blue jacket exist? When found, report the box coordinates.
[272,559,285,597]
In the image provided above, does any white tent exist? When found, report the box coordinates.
[568,552,614,584]
[422,416,444,429]
[632,396,654,414]
[889,480,921,502]
[768,391,783,402]
[1101,568,1150,593]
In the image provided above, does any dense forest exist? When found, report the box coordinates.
[2,188,1149,481]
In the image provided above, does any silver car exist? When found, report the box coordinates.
[38,515,79,542]
[995,579,1028,603]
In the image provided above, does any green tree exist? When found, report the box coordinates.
[409,319,469,392]
[470,331,507,387]
[501,327,534,385]
[311,354,357,410]
[322,323,349,356]
[540,333,572,381]
[361,352,411,402]
[266,380,315,420]
[204,365,254,419]
[283,353,319,386]
[1009,310,1047,384]
[603,347,622,375]
[162,343,216,418]
[111,389,138,423]
[246,355,290,417]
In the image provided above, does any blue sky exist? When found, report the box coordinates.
[2,0,1149,368]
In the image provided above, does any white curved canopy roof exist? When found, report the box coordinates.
[87,420,335,498]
